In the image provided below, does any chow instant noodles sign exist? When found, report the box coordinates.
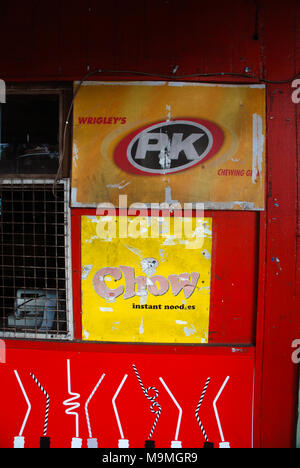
[81,215,212,343]
[71,81,265,210]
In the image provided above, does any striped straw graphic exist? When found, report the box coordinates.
[195,377,210,442]
[132,364,161,440]
[30,373,50,437]
[159,377,182,443]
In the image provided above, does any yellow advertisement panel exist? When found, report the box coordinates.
[81,215,212,343]
[72,81,265,210]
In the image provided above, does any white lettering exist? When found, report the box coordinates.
[291,339,300,364]
[0,80,5,104]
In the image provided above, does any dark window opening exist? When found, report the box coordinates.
[0,94,59,174]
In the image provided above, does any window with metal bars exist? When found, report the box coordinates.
[0,179,72,339]
[0,93,60,175]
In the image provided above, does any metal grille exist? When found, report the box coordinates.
[0,179,72,339]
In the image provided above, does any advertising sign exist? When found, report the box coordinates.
[81,215,212,344]
[0,345,255,448]
[71,81,265,210]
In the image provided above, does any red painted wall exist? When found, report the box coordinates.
[0,0,299,448]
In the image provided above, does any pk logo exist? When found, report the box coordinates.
[114,119,224,176]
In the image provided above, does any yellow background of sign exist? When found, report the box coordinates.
[72,82,265,209]
[81,216,212,343]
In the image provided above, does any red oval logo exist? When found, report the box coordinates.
[114,119,224,175]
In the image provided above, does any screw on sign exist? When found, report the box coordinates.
[292,79,300,104]
[112,374,130,448]
[195,377,213,448]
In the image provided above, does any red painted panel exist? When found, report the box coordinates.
[295,6,300,406]
[109,0,146,71]
[253,211,267,447]
[0,344,254,448]
[85,0,120,71]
